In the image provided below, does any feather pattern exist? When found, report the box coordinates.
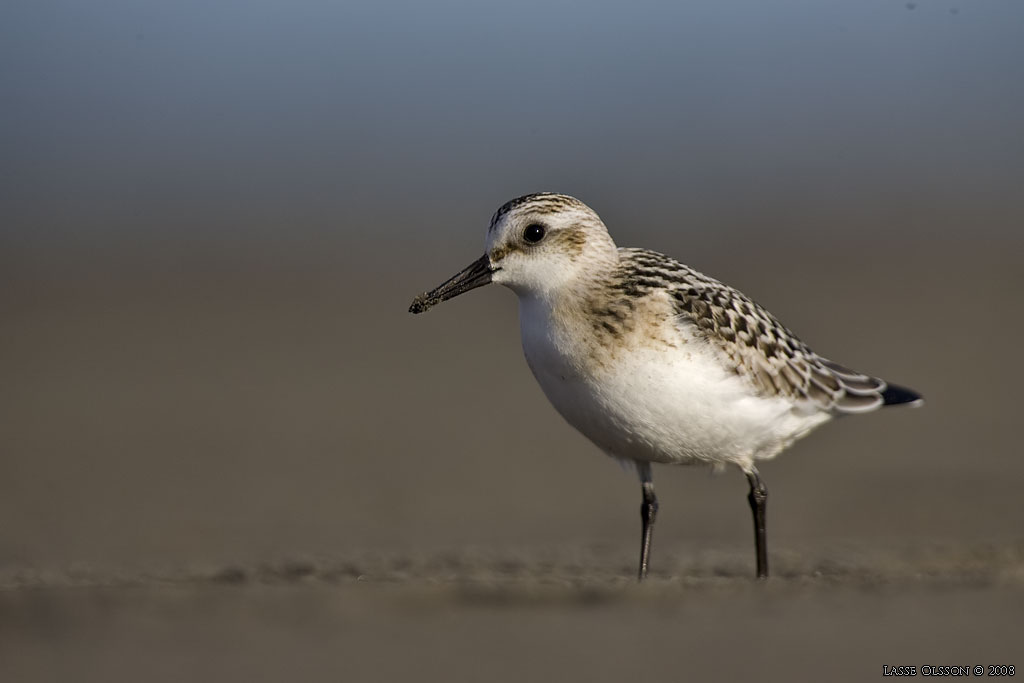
[613,248,914,415]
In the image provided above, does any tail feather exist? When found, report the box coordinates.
[881,383,924,407]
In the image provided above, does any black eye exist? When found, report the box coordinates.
[523,224,546,244]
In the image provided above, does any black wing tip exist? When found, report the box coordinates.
[881,383,924,407]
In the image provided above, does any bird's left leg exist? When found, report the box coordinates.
[637,462,658,581]
[744,467,769,579]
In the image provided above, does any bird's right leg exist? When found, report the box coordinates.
[637,462,658,581]
[745,468,769,580]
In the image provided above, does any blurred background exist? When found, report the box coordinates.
[2,0,1023,681]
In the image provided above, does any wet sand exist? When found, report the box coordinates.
[2,544,1023,682]
[2,234,1022,681]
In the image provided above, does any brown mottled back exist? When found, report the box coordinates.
[614,248,899,414]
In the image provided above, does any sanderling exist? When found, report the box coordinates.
[409,193,922,580]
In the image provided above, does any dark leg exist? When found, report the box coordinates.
[745,469,769,579]
[637,463,658,581]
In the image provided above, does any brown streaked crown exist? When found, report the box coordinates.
[488,193,592,233]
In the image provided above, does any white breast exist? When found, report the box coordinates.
[517,296,830,470]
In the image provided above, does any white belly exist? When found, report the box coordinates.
[518,299,828,469]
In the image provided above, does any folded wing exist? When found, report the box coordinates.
[619,248,923,415]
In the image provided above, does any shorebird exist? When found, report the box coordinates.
[409,193,922,580]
